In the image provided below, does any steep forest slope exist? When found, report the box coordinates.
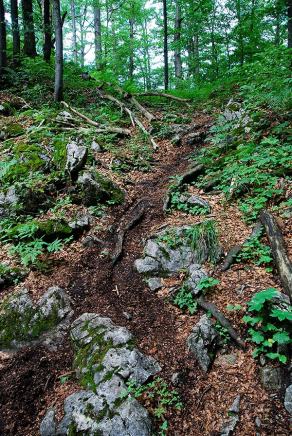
[0,45,291,435]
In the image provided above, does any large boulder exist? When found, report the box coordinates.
[0,286,72,349]
[187,314,219,372]
[40,313,160,436]
[76,169,124,206]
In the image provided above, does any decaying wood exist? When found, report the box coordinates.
[221,222,263,271]
[112,199,147,265]
[97,90,158,149]
[260,210,292,302]
[61,101,131,135]
[136,91,191,103]
[197,296,246,349]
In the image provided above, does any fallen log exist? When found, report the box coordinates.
[221,222,263,271]
[136,91,191,103]
[260,210,292,302]
[197,296,246,349]
[112,199,147,265]
[61,101,131,135]
[97,91,158,149]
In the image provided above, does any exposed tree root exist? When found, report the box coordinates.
[221,222,263,271]
[197,296,246,349]
[112,199,148,265]
[260,210,292,302]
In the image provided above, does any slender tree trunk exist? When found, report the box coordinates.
[174,0,182,81]
[162,0,169,90]
[142,19,151,89]
[53,0,63,101]
[194,34,199,77]
[70,0,78,63]
[10,0,20,65]
[129,17,134,81]
[43,0,52,62]
[94,6,102,69]
[288,0,292,48]
[21,0,37,57]
[236,0,244,65]
[0,0,6,77]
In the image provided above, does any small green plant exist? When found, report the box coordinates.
[121,377,183,435]
[226,304,243,311]
[167,177,209,216]
[214,322,230,345]
[173,283,197,314]
[243,288,292,363]
[197,277,220,292]
[237,234,273,268]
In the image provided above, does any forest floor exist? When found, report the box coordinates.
[0,96,291,435]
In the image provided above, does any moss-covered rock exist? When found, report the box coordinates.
[75,169,124,206]
[0,286,72,349]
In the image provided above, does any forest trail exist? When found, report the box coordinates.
[0,107,290,436]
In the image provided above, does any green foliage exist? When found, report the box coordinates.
[214,322,230,346]
[243,288,292,363]
[236,233,273,268]
[197,277,220,291]
[166,177,209,216]
[173,283,197,314]
[121,377,183,435]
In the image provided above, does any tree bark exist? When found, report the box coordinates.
[129,17,134,81]
[260,210,292,303]
[43,0,52,62]
[94,6,102,69]
[21,0,37,57]
[162,0,169,90]
[10,0,20,65]
[0,0,6,76]
[70,0,78,63]
[288,0,292,48]
[174,0,182,81]
[53,0,63,101]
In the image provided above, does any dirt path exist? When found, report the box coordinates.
[0,113,290,435]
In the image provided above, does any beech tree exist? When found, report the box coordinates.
[43,0,52,62]
[10,0,21,65]
[53,0,64,101]
[21,0,37,57]
[0,0,6,77]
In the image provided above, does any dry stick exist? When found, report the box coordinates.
[112,199,147,265]
[221,222,263,271]
[97,91,158,149]
[61,101,131,135]
[197,297,246,349]
[136,91,191,103]
[96,80,156,122]
[260,210,292,302]
[52,126,131,135]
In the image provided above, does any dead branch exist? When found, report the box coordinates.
[221,222,263,271]
[61,101,130,135]
[197,296,246,349]
[260,210,292,302]
[97,90,158,149]
[112,199,147,265]
[136,91,191,103]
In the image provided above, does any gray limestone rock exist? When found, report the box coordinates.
[66,140,88,177]
[40,408,57,436]
[147,277,162,291]
[260,366,284,391]
[187,314,219,372]
[220,395,241,435]
[185,263,207,295]
[284,384,292,414]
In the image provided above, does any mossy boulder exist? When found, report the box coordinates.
[75,169,124,206]
[40,313,160,436]
[0,122,25,140]
[0,286,72,349]
[0,263,25,288]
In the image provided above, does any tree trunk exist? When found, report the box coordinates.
[0,0,7,76]
[174,0,182,81]
[162,0,169,90]
[21,0,37,57]
[53,0,63,101]
[129,17,134,81]
[10,0,20,65]
[43,0,52,62]
[288,0,292,48]
[70,0,78,63]
[94,6,102,69]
